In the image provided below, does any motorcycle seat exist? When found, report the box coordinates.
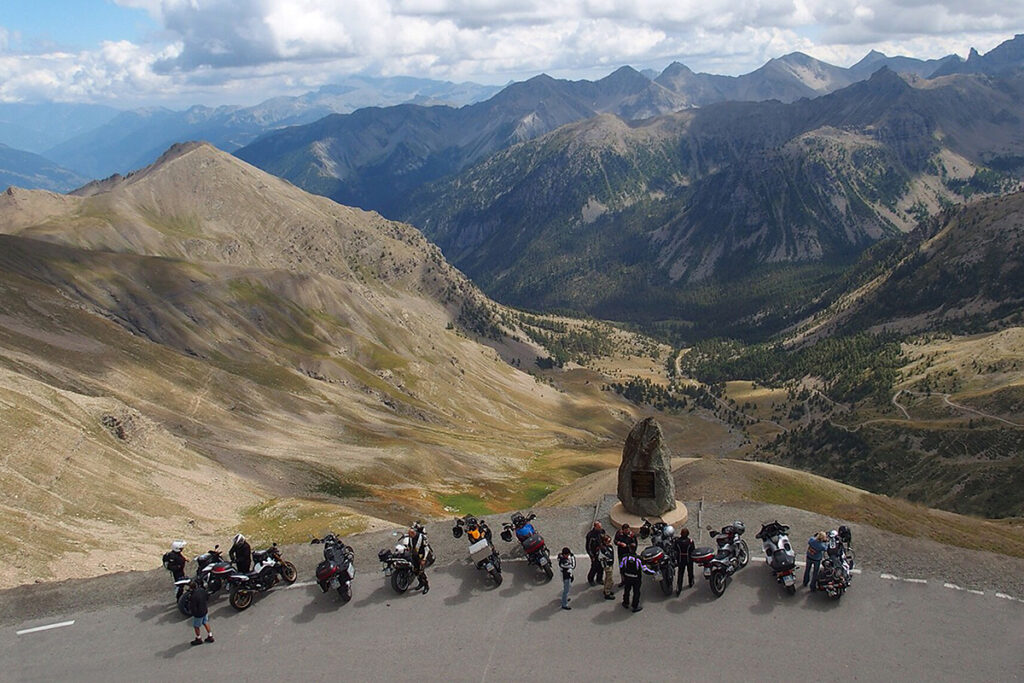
[252,550,269,563]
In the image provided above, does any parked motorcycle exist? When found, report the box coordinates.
[637,518,678,595]
[379,524,435,594]
[175,545,235,616]
[500,512,553,581]
[755,521,797,595]
[816,526,854,599]
[452,515,502,586]
[692,521,749,597]
[227,543,297,610]
[311,533,355,602]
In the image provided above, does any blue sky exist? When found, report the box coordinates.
[3,0,155,51]
[0,1,1020,108]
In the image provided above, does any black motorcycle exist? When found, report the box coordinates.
[228,543,297,610]
[692,521,749,597]
[452,515,502,586]
[379,525,435,594]
[816,526,854,600]
[499,512,553,581]
[311,533,355,603]
[175,545,235,616]
[637,519,678,596]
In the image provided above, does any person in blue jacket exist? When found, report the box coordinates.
[804,531,828,589]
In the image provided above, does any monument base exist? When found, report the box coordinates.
[609,500,688,532]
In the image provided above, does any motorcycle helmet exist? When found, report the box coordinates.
[511,512,525,527]
[171,540,186,551]
[662,525,675,538]
[232,533,245,546]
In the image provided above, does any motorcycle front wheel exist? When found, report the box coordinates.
[709,571,727,597]
[281,561,298,584]
[737,540,749,568]
[230,589,253,611]
[391,568,412,593]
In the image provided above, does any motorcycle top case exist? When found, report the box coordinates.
[519,532,545,554]
[771,549,796,571]
[691,546,714,563]
[640,546,665,567]
[468,538,492,564]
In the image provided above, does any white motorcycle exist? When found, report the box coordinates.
[755,521,797,595]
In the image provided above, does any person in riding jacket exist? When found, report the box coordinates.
[408,524,430,595]
[613,524,637,585]
[619,547,654,612]
[598,534,616,600]
[585,521,605,586]
[162,540,189,600]
[229,534,252,573]
[804,531,828,589]
[558,547,576,610]
[673,527,696,595]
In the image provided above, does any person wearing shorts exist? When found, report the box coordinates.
[187,580,213,645]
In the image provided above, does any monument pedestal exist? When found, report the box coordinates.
[609,500,688,531]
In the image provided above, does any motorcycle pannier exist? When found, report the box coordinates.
[469,539,492,564]
[691,547,714,563]
[520,533,545,554]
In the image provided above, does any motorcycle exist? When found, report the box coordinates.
[311,533,355,603]
[452,514,502,586]
[227,543,297,610]
[175,545,235,616]
[755,521,797,595]
[637,518,678,596]
[379,524,435,594]
[691,521,749,597]
[499,512,553,581]
[816,527,854,599]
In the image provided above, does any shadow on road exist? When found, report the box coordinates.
[134,601,188,626]
[293,585,347,623]
[439,562,498,607]
[798,589,845,612]
[351,581,400,609]
[155,641,197,659]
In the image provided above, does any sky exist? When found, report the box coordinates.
[0,0,1020,108]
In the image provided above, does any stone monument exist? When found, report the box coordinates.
[610,417,687,529]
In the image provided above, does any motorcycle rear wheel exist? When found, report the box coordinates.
[230,589,253,610]
[489,568,503,587]
[709,571,727,597]
[281,561,298,584]
[177,592,191,616]
[660,566,674,596]
[391,569,412,594]
[338,584,352,603]
[737,540,750,568]
[785,584,796,595]
[542,564,553,581]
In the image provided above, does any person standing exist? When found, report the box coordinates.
[613,524,637,586]
[229,534,252,574]
[585,521,605,586]
[187,579,214,646]
[673,527,696,596]
[408,524,431,595]
[619,548,653,612]
[598,534,616,600]
[162,540,189,600]
[558,547,576,610]
[804,531,828,589]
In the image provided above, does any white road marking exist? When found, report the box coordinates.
[17,620,75,635]
[945,583,987,596]
[880,573,927,584]
[285,580,317,590]
[995,593,1023,603]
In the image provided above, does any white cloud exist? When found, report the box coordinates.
[0,0,1022,106]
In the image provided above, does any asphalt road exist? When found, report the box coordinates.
[4,555,1023,681]
[3,504,1023,682]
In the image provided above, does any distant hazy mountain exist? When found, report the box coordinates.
[848,50,963,79]
[40,75,502,180]
[235,68,686,216]
[931,34,1024,77]
[401,70,1024,338]
[0,143,88,192]
[0,102,119,154]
